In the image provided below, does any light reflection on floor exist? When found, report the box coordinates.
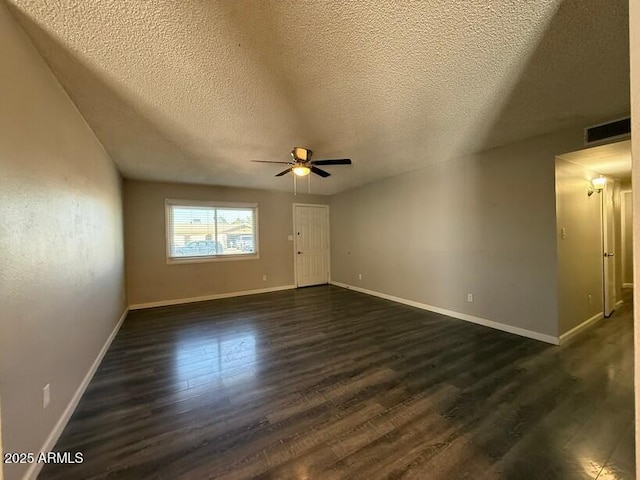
[173,327,258,389]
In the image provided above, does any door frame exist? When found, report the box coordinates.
[601,180,616,317]
[292,203,330,287]
[620,189,632,288]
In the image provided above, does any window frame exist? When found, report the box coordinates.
[165,199,259,265]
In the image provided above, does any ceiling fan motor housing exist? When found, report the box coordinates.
[292,147,312,161]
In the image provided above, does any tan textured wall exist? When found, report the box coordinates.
[124,180,326,305]
[555,159,604,335]
[0,4,126,480]
[330,129,585,339]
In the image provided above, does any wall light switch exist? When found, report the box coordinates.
[43,384,50,409]
[561,227,567,239]
[288,235,293,241]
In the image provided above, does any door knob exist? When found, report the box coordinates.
[297,251,302,255]
[604,252,615,257]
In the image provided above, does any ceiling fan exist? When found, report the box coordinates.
[252,147,352,178]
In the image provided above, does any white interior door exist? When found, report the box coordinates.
[294,204,329,287]
[602,181,616,317]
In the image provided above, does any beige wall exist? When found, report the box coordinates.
[330,128,585,339]
[0,4,126,480]
[623,191,633,286]
[555,159,604,335]
[124,180,326,306]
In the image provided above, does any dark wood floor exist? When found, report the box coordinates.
[40,286,634,480]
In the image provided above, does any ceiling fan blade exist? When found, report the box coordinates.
[311,166,331,177]
[311,158,352,166]
[275,168,292,177]
[251,160,292,164]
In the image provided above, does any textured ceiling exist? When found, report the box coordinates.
[7,0,630,195]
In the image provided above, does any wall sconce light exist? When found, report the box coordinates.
[588,176,607,196]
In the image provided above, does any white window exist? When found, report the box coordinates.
[165,199,258,263]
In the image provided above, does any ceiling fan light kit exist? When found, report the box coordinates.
[292,164,311,176]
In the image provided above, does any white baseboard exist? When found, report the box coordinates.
[623,283,633,288]
[330,281,559,345]
[129,285,297,310]
[559,312,603,345]
[615,300,623,307]
[24,308,128,480]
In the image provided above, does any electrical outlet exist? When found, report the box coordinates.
[467,293,474,302]
[43,384,50,409]
[358,273,362,280]
[588,294,593,304]
[561,227,567,239]
[262,274,267,281]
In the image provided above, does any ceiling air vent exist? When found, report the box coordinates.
[585,117,631,145]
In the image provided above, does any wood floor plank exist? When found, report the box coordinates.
[38,286,634,480]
